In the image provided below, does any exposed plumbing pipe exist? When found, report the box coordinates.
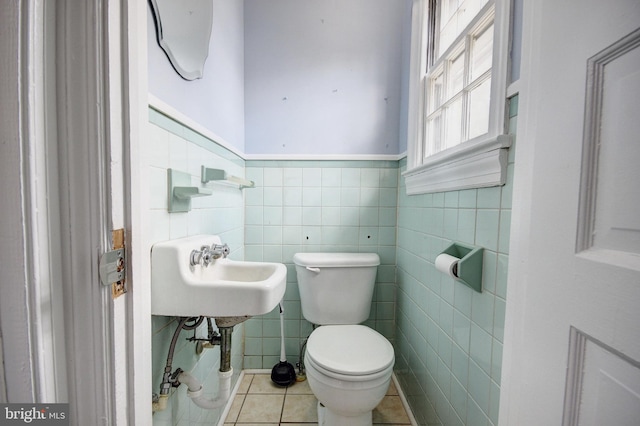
[218,326,233,372]
[297,337,308,378]
[152,394,169,412]
[178,368,233,410]
[154,316,203,412]
[153,319,236,412]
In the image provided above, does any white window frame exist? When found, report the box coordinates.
[403,0,512,195]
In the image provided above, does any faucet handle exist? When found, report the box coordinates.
[191,244,228,266]
[190,249,203,266]
[190,245,214,266]
[200,246,214,266]
[211,243,230,259]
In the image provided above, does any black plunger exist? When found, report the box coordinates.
[271,302,296,386]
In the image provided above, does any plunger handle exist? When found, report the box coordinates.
[279,302,287,362]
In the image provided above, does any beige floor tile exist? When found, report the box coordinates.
[237,374,254,394]
[247,374,287,394]
[386,380,399,395]
[373,395,411,424]
[223,371,413,425]
[281,394,318,423]
[225,393,245,423]
[234,424,279,426]
[236,394,284,424]
[285,378,313,395]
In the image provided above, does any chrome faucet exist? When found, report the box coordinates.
[211,243,230,259]
[190,243,230,267]
[190,245,213,267]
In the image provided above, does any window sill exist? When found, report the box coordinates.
[403,134,512,195]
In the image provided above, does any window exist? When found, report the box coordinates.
[426,5,493,156]
[404,0,511,194]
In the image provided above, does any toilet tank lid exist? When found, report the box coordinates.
[293,252,380,267]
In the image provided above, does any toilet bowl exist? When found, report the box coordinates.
[293,252,394,426]
[304,325,394,426]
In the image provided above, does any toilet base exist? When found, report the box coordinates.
[317,401,372,426]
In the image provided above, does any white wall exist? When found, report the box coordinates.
[0,0,35,402]
[147,0,245,151]
[244,0,410,156]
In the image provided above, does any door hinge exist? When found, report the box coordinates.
[99,229,127,299]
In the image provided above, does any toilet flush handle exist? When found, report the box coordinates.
[306,266,320,273]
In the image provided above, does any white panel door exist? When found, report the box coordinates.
[500,1,640,425]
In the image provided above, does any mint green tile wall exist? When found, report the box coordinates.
[148,108,246,426]
[243,160,400,369]
[394,96,517,426]
[149,93,517,424]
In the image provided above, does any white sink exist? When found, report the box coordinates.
[151,235,286,318]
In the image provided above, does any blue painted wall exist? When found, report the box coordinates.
[147,0,246,151]
[148,0,410,157]
[244,0,410,156]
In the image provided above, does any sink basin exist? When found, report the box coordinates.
[151,235,286,318]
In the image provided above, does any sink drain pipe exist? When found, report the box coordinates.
[152,317,234,412]
[179,325,234,410]
[217,325,233,372]
[178,368,232,409]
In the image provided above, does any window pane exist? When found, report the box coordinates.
[428,72,444,114]
[468,77,491,140]
[422,0,497,163]
[438,19,457,57]
[426,114,442,157]
[448,52,465,96]
[457,0,488,33]
[438,0,489,57]
[471,24,493,80]
[441,0,460,25]
[444,97,463,150]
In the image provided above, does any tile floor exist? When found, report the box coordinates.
[223,373,413,425]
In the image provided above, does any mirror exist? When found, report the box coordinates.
[149,0,213,80]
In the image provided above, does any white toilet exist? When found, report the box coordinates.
[293,252,395,426]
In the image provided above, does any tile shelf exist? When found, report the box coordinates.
[201,166,255,189]
[168,169,212,213]
[168,167,255,213]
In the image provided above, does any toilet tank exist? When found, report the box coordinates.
[293,252,380,325]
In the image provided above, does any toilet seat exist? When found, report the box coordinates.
[306,325,394,379]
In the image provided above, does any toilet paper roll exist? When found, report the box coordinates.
[435,253,459,278]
